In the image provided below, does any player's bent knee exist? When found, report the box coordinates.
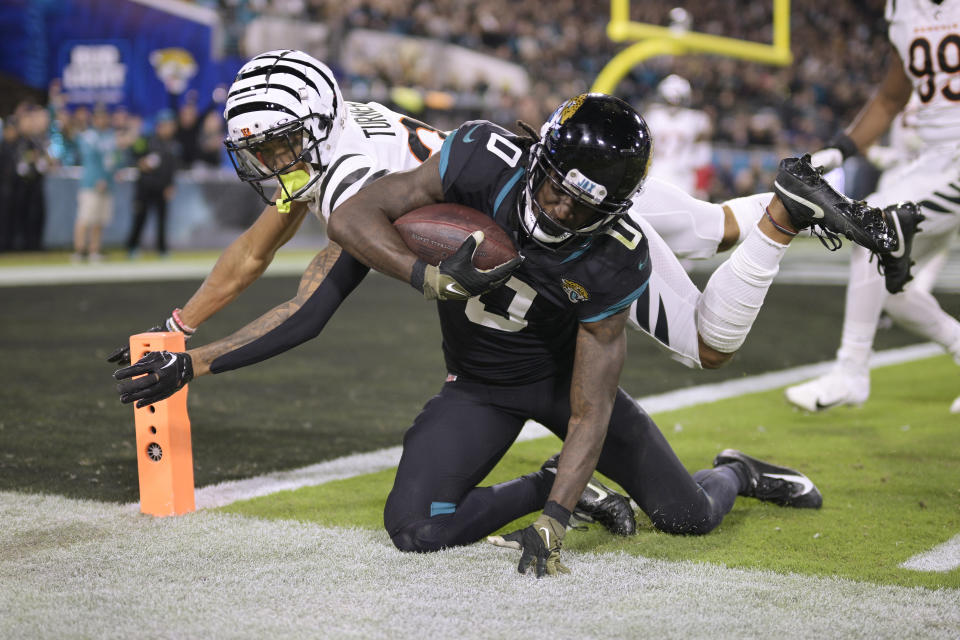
[648,507,720,536]
[387,518,452,553]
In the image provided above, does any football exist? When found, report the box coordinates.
[393,203,518,270]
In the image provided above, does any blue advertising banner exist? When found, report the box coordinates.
[0,0,243,116]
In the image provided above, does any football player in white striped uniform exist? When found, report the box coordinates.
[106,49,446,366]
[785,0,960,412]
[107,48,766,371]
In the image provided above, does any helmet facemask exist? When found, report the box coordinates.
[519,141,634,252]
[223,49,346,210]
[225,113,332,206]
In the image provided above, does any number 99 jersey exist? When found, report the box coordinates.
[436,121,653,385]
[886,0,960,145]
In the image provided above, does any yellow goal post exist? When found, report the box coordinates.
[591,0,792,94]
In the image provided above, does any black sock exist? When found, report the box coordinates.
[722,461,752,493]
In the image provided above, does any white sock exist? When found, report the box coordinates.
[836,245,887,371]
[885,287,960,354]
[697,223,787,353]
[722,192,772,246]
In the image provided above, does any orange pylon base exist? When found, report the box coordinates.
[129,332,196,516]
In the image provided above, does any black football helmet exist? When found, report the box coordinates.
[520,93,652,250]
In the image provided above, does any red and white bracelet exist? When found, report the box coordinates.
[166,307,197,336]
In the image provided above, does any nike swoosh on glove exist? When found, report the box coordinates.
[421,231,522,301]
[114,350,193,408]
[487,513,570,578]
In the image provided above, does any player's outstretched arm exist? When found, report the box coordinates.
[492,311,627,578]
[327,154,446,284]
[181,194,310,329]
[328,154,520,300]
[813,46,913,171]
[114,243,369,407]
[105,189,309,365]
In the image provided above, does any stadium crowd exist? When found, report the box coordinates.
[0,90,227,255]
[198,0,891,198]
[1,0,892,251]
[228,0,889,147]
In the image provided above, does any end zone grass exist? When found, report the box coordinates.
[221,354,960,590]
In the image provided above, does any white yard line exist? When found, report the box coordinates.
[0,254,311,286]
[901,534,960,573]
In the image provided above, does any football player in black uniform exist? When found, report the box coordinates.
[325,93,900,577]
[116,91,904,577]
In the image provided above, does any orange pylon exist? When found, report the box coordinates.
[129,332,195,516]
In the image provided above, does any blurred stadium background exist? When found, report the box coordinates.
[1,0,892,252]
[2,2,958,636]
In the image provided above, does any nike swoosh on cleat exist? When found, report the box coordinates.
[461,124,481,143]
[764,472,815,496]
[887,210,905,258]
[586,483,608,501]
[774,180,825,219]
[814,398,845,410]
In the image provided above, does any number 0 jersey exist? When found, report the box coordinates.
[436,121,653,385]
[308,101,446,221]
[886,0,960,145]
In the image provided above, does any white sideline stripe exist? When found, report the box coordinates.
[190,425,554,510]
[186,341,943,512]
[637,342,942,415]
[0,256,310,286]
[901,534,960,572]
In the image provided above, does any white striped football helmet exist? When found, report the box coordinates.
[224,49,346,206]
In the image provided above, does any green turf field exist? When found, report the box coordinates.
[220,353,960,590]
[3,272,955,502]
[2,268,958,637]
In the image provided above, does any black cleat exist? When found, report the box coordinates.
[542,455,636,535]
[713,449,822,509]
[773,154,896,253]
[877,202,924,294]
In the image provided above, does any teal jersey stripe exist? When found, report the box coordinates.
[581,279,649,322]
[495,167,524,214]
[561,246,590,263]
[438,127,459,181]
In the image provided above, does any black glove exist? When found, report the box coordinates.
[412,231,523,301]
[487,513,570,578]
[114,351,194,408]
[809,132,859,171]
[106,311,195,365]
[106,324,165,366]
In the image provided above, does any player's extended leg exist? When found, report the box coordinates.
[383,379,544,552]
[535,387,740,535]
[882,210,960,353]
[630,177,770,261]
[784,243,886,411]
[537,388,821,534]
[592,390,741,534]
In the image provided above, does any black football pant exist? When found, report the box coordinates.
[384,375,741,552]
